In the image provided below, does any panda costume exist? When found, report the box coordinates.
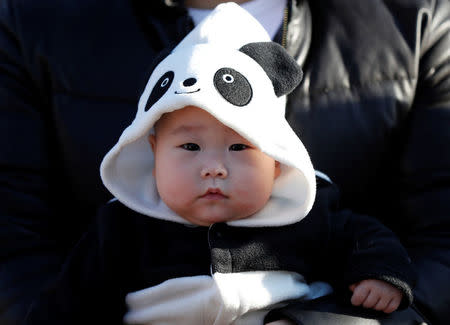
[26,4,414,325]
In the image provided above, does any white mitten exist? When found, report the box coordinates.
[124,272,329,325]
[124,275,222,325]
[213,271,311,325]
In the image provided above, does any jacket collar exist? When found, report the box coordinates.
[285,0,311,66]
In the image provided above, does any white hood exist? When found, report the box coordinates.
[100,3,315,227]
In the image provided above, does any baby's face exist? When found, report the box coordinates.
[149,106,280,226]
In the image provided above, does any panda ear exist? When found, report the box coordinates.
[239,42,303,97]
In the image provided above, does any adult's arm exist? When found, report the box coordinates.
[398,1,450,323]
[24,203,129,325]
[0,2,66,323]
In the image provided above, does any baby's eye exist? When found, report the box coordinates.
[180,143,200,151]
[229,144,249,151]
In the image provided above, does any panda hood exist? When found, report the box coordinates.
[100,3,315,227]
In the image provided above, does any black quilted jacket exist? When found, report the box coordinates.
[0,0,449,324]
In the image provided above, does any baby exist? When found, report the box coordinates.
[25,4,415,325]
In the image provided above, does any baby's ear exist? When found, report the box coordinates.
[148,134,157,176]
[274,161,281,179]
[148,134,157,152]
[239,42,303,97]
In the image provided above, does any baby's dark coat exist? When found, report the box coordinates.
[26,179,415,324]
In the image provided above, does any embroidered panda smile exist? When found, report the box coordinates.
[174,89,201,95]
[175,77,200,95]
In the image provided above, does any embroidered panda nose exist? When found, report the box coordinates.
[183,78,197,87]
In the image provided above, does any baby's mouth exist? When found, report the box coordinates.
[200,188,228,199]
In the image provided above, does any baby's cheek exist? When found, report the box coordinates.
[232,186,270,216]
[156,169,192,203]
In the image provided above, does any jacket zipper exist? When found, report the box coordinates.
[281,4,289,48]
[208,224,214,276]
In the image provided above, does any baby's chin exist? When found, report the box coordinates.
[179,210,249,226]
[170,201,266,226]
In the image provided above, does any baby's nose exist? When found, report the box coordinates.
[200,165,228,179]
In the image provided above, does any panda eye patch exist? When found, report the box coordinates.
[145,71,174,112]
[214,68,252,107]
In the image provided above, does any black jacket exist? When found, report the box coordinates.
[25,180,414,324]
[0,0,449,324]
